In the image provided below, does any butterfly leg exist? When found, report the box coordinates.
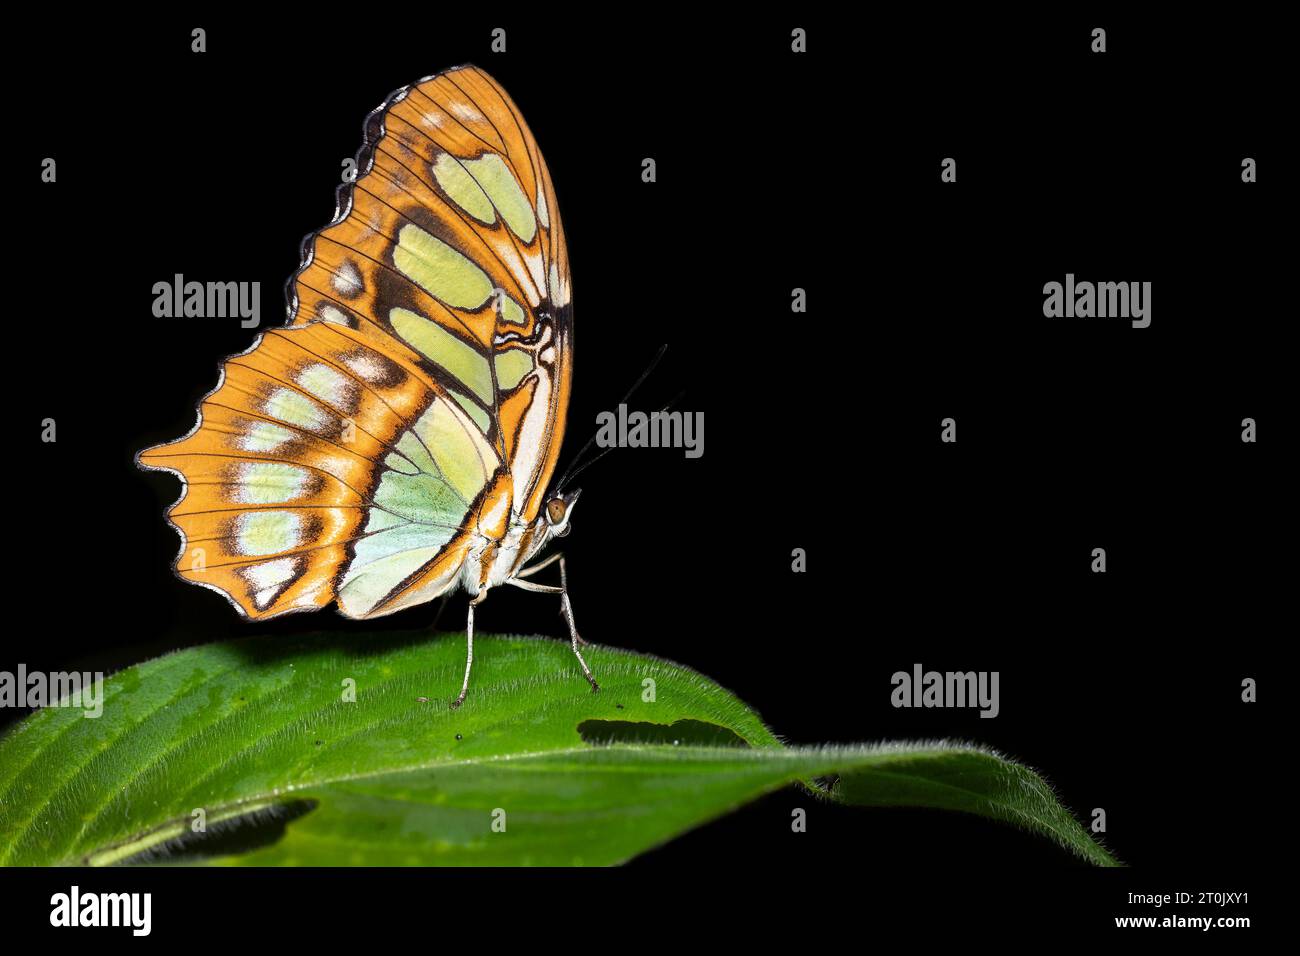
[516,554,587,645]
[508,570,598,692]
[451,590,490,710]
[515,550,562,578]
[556,561,592,650]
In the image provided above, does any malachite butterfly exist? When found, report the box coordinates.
[138,65,594,706]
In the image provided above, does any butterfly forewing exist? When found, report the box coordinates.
[139,65,571,620]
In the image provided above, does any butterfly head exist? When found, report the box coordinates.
[544,488,581,538]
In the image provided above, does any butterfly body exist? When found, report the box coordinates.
[138,66,594,703]
[462,495,541,598]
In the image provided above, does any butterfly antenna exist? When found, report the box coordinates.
[556,345,668,491]
[556,389,685,491]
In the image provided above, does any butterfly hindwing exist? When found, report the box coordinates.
[139,65,570,620]
[139,322,495,617]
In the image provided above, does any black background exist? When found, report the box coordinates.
[5,9,1283,937]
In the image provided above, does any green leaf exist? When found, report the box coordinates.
[0,633,1118,866]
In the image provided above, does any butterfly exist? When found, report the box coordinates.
[137,65,594,707]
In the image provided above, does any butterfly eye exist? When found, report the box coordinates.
[546,498,567,525]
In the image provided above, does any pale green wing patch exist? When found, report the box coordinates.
[461,154,536,243]
[230,462,312,505]
[337,395,501,618]
[338,524,456,619]
[447,389,492,433]
[418,399,496,502]
[390,307,493,404]
[432,153,495,224]
[494,349,532,391]
[234,511,304,557]
[393,224,493,310]
[432,151,537,244]
[499,295,526,326]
